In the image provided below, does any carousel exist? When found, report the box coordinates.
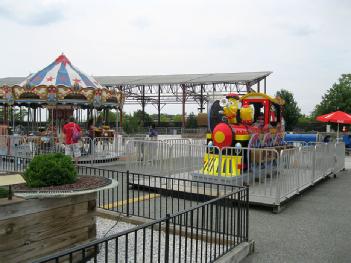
[0,54,124,160]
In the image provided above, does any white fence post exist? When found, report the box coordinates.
[311,145,316,185]
[275,151,282,206]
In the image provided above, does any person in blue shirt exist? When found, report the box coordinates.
[149,124,158,138]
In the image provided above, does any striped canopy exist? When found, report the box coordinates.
[20,54,104,89]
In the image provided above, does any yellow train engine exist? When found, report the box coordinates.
[202,92,285,177]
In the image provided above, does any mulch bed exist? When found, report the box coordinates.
[13,176,111,192]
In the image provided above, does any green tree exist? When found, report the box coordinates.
[122,113,140,134]
[313,74,351,116]
[160,114,170,123]
[276,89,301,131]
[172,114,182,122]
[98,111,117,124]
[133,110,153,124]
[297,114,313,125]
[186,113,198,128]
[121,110,153,134]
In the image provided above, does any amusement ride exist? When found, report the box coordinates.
[202,92,286,177]
[0,54,124,159]
[0,54,124,137]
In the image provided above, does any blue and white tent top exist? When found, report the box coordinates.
[20,54,104,89]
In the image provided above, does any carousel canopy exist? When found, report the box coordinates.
[0,54,123,109]
[20,54,104,89]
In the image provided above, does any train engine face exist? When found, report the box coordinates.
[208,92,285,149]
[202,92,285,178]
[212,123,251,148]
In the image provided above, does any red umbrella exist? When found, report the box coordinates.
[316,110,351,140]
[316,111,351,124]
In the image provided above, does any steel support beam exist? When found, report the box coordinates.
[182,84,186,128]
[199,84,205,113]
[141,85,145,126]
[246,83,251,93]
[158,85,161,126]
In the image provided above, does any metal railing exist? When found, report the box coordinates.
[33,187,248,263]
[76,166,242,220]
[0,156,248,263]
[335,142,345,173]
[0,134,140,164]
[0,139,345,209]
[126,140,172,176]
[125,140,345,206]
[0,135,208,166]
[126,141,281,204]
[0,155,31,172]
[0,155,246,220]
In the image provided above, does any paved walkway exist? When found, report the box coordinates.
[243,165,351,263]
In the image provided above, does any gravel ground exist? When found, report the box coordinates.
[91,217,225,263]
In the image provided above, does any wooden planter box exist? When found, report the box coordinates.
[0,192,96,263]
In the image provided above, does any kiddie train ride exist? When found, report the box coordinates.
[201,92,286,177]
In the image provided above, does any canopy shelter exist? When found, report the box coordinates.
[316,110,351,140]
[1,71,271,127]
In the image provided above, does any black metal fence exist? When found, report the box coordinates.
[0,155,30,172]
[78,166,246,220]
[34,189,248,263]
[0,155,249,263]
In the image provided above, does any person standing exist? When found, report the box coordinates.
[63,116,82,164]
[149,124,158,139]
[87,118,95,155]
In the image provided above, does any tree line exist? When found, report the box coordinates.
[278,74,351,131]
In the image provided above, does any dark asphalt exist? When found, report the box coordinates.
[243,169,351,263]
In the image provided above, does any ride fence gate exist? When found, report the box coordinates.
[0,134,141,164]
[125,139,345,211]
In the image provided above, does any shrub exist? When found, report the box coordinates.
[23,153,77,188]
[0,187,9,198]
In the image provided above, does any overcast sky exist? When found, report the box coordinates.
[0,0,350,115]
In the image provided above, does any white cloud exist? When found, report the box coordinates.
[0,0,67,26]
[0,0,350,114]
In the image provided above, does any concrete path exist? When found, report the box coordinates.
[243,167,351,263]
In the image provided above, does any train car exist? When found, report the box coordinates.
[202,92,285,177]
